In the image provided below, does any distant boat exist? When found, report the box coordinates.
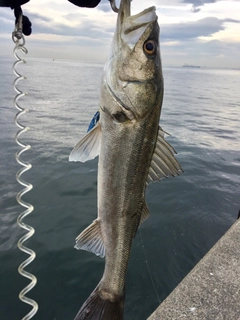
[182,64,200,68]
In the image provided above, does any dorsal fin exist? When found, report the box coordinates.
[69,123,101,163]
[147,127,183,185]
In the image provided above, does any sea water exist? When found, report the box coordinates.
[0,57,239,320]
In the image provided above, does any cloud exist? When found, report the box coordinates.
[180,0,240,13]
[182,0,218,5]
[161,17,240,41]
[97,1,112,13]
[181,0,220,12]
[0,4,114,53]
[23,9,114,44]
[191,6,201,12]
[161,38,240,68]
[0,8,16,34]
[0,0,239,68]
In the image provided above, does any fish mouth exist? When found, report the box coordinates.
[116,1,157,39]
[113,2,157,55]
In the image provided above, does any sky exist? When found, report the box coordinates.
[0,0,240,68]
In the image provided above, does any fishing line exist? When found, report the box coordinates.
[12,10,38,320]
[139,227,161,304]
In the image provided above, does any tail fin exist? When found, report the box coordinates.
[74,285,124,320]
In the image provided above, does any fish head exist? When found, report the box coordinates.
[102,0,163,121]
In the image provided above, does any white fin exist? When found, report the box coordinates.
[140,202,150,224]
[147,127,183,185]
[75,219,105,258]
[69,123,101,163]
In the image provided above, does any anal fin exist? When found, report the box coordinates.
[75,219,105,258]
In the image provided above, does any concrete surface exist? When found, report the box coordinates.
[148,219,240,320]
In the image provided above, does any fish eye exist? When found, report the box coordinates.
[143,40,157,56]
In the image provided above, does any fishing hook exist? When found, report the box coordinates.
[109,0,133,13]
[13,10,38,320]
[109,0,119,13]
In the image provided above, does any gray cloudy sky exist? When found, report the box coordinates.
[0,0,240,67]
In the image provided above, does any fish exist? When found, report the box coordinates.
[69,0,183,319]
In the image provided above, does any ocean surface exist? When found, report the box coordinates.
[0,56,239,320]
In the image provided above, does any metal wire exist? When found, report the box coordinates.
[13,32,38,319]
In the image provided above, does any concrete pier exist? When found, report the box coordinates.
[148,219,240,320]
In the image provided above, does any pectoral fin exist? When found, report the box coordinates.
[147,127,183,185]
[69,122,101,163]
[75,219,105,258]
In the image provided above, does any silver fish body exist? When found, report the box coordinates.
[69,1,182,319]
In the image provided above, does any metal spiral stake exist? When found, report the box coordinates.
[13,16,38,320]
